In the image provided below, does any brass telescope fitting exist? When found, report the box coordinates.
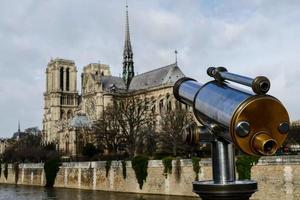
[251,132,277,155]
[230,95,289,156]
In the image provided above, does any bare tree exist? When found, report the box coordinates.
[94,96,156,158]
[93,105,126,155]
[115,96,156,157]
[159,107,194,157]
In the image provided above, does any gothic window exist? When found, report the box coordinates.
[65,135,69,154]
[67,110,72,119]
[60,110,65,120]
[151,105,156,113]
[159,99,164,113]
[78,135,84,155]
[167,101,172,111]
[166,94,171,111]
[60,67,64,90]
[66,68,70,91]
[65,141,69,153]
[175,101,182,111]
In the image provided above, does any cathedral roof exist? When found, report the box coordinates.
[128,63,185,91]
[97,76,126,91]
[70,114,92,129]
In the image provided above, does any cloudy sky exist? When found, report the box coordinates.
[0,0,299,137]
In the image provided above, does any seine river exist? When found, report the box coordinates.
[0,184,198,200]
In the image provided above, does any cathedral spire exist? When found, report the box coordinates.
[122,0,134,89]
[18,120,20,133]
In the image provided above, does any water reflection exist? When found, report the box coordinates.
[0,184,197,200]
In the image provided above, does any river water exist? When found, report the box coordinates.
[0,184,198,200]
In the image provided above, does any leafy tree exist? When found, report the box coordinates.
[2,132,43,162]
[2,128,59,163]
[24,127,41,136]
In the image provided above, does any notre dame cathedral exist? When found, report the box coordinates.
[42,5,185,157]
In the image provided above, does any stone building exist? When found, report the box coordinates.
[0,122,23,155]
[0,139,10,155]
[285,120,300,152]
[42,5,185,157]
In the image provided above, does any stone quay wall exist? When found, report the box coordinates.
[1,156,300,199]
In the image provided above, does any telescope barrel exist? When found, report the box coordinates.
[173,77,203,106]
[174,75,289,156]
[207,67,270,94]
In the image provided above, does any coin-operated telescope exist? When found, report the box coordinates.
[173,67,289,200]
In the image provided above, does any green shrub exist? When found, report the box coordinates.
[192,157,201,181]
[44,158,61,187]
[174,157,181,182]
[0,162,2,178]
[153,151,170,160]
[236,155,260,180]
[162,157,173,178]
[4,163,8,180]
[105,160,112,178]
[82,143,98,159]
[121,160,127,179]
[13,162,19,184]
[132,155,149,189]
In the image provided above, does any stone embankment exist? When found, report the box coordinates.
[1,156,300,200]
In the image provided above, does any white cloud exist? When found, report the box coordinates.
[0,0,299,137]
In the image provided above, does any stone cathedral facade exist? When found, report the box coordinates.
[42,5,185,157]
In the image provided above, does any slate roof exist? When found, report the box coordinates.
[70,114,92,129]
[128,63,185,91]
[96,76,126,92]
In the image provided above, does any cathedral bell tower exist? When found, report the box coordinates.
[43,58,79,144]
[122,2,135,89]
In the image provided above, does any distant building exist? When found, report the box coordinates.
[12,121,26,140]
[0,139,9,155]
[42,4,185,157]
[1,122,23,155]
[286,120,300,152]
[0,138,16,155]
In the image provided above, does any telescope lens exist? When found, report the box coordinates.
[252,76,270,94]
[260,81,269,92]
[252,133,277,155]
[264,140,276,154]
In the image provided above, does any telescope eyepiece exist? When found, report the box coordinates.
[252,76,270,95]
[207,66,227,82]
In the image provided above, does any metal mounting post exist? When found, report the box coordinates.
[193,137,257,200]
